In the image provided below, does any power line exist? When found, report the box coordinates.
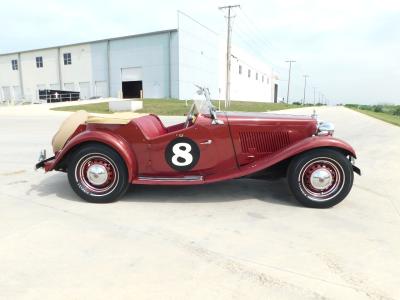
[232,28,285,72]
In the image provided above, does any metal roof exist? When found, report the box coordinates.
[0,29,178,56]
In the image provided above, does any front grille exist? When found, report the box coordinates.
[239,131,290,154]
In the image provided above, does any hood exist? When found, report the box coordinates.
[223,111,318,166]
[225,111,317,126]
[224,111,318,143]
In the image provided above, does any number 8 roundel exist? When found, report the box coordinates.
[165,137,200,171]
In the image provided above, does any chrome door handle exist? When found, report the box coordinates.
[200,139,212,145]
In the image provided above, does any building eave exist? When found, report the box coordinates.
[0,29,178,56]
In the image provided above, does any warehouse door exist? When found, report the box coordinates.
[2,86,11,101]
[121,67,142,98]
[50,83,60,90]
[95,81,108,98]
[122,81,142,98]
[79,82,90,99]
[13,86,21,102]
[64,83,75,91]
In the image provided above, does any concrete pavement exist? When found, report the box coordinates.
[0,105,399,299]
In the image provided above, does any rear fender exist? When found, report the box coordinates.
[48,130,137,181]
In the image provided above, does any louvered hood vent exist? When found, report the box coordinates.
[239,131,290,155]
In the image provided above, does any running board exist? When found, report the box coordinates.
[137,176,204,182]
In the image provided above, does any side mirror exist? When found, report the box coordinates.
[196,86,204,95]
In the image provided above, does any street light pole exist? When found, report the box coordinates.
[313,86,316,106]
[219,4,240,107]
[285,60,295,104]
[302,75,309,105]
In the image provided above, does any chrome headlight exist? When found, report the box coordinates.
[317,121,334,136]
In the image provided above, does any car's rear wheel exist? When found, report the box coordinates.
[67,144,129,203]
[287,149,353,208]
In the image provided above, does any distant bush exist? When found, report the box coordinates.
[292,101,302,105]
[373,105,383,112]
[345,103,400,117]
[344,104,359,108]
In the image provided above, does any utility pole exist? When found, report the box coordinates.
[313,86,316,105]
[219,4,240,107]
[302,75,309,105]
[285,60,295,104]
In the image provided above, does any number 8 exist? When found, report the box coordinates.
[172,143,193,166]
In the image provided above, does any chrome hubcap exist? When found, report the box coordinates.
[310,168,333,190]
[75,153,119,197]
[298,157,345,202]
[86,164,108,186]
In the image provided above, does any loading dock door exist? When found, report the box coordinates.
[79,82,90,99]
[2,87,11,101]
[13,86,21,102]
[122,81,142,98]
[121,67,142,98]
[95,81,108,98]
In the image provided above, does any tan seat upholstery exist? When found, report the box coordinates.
[52,110,88,152]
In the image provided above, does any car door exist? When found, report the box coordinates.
[145,114,235,177]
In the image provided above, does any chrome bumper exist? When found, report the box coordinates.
[350,156,361,176]
[35,149,55,170]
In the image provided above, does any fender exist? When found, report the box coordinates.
[240,135,356,175]
[45,130,137,181]
[204,135,357,183]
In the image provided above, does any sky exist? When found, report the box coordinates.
[0,0,399,104]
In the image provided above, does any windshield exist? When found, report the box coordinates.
[194,87,215,115]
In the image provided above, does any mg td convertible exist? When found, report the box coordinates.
[36,88,360,208]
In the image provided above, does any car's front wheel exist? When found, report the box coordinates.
[67,143,129,203]
[287,149,354,208]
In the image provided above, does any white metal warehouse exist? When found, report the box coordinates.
[0,13,278,103]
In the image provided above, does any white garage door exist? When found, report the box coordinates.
[2,86,11,101]
[95,81,108,98]
[13,86,21,102]
[64,83,75,91]
[50,83,60,90]
[79,82,90,99]
[121,67,142,81]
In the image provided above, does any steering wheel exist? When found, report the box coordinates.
[184,103,196,128]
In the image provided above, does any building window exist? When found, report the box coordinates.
[248,69,251,78]
[36,56,43,68]
[267,78,270,84]
[63,53,72,65]
[239,65,242,74]
[262,75,264,83]
[11,59,18,70]
[256,73,258,80]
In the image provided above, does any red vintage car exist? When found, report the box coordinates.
[36,87,360,208]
